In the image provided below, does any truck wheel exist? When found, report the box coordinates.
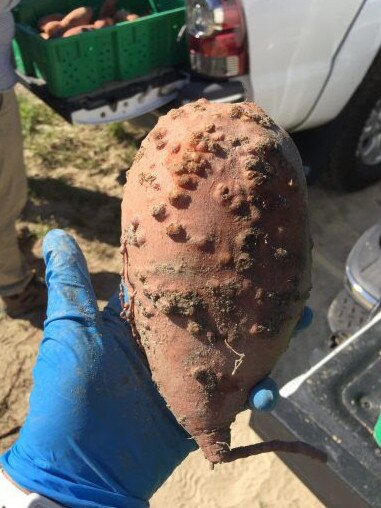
[319,50,381,190]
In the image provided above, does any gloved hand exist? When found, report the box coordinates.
[0,230,312,508]
[247,306,313,412]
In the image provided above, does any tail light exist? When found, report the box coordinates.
[186,0,247,79]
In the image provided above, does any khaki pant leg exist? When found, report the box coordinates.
[0,88,32,297]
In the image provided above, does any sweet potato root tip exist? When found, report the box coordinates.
[222,441,328,464]
[199,433,327,465]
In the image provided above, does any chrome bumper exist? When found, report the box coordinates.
[345,223,381,311]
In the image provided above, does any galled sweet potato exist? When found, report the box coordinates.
[121,100,325,466]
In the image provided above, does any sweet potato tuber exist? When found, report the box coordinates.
[61,6,93,30]
[126,13,139,21]
[43,20,64,38]
[114,8,130,23]
[94,17,114,29]
[41,7,93,38]
[38,13,64,31]
[121,100,323,466]
[99,0,117,19]
[62,25,95,37]
[114,9,139,23]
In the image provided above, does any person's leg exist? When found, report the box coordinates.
[0,88,46,320]
[0,88,33,297]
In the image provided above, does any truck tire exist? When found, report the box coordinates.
[318,49,381,190]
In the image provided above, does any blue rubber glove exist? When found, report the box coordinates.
[247,306,313,412]
[0,230,311,507]
[1,230,197,508]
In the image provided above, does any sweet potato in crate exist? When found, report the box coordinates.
[12,0,186,98]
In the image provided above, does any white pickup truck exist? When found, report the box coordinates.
[20,0,381,190]
[182,0,381,190]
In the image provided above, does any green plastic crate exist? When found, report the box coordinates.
[12,0,186,98]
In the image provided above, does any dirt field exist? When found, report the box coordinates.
[0,87,323,508]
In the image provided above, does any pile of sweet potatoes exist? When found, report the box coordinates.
[38,1,140,39]
[121,99,326,465]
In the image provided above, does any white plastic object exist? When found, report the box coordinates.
[0,470,64,508]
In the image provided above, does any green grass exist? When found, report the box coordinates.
[17,89,144,173]
[16,88,146,244]
[17,93,58,138]
[26,221,56,240]
[105,121,146,147]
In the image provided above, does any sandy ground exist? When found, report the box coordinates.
[152,410,323,508]
[0,89,323,507]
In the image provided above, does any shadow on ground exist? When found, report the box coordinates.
[17,216,120,328]
[19,226,120,298]
[91,271,121,302]
[25,176,121,247]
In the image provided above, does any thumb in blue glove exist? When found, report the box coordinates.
[247,306,313,412]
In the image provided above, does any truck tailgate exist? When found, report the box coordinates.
[17,68,188,124]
